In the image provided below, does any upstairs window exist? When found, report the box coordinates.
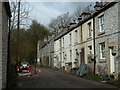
[70,50,72,61]
[75,30,78,43]
[99,15,104,32]
[69,33,72,45]
[59,39,62,48]
[88,22,92,37]
[62,37,64,48]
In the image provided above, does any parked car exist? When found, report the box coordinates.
[16,62,32,76]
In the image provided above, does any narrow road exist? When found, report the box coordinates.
[12,68,118,88]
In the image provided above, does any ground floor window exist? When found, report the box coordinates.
[100,42,105,59]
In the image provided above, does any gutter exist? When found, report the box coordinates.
[93,16,96,75]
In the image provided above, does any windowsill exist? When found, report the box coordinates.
[87,36,92,40]
[88,60,94,63]
[74,42,78,45]
[98,31,105,36]
[98,59,106,63]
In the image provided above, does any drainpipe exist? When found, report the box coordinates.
[93,17,96,75]
[6,17,11,88]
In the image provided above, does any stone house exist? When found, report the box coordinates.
[37,40,48,66]
[94,2,120,79]
[37,35,55,67]
[0,1,11,90]
[78,14,95,74]
[47,35,55,67]
[54,2,120,77]
[54,27,69,68]
[37,2,120,79]
[54,16,95,73]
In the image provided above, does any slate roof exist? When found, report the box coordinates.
[39,41,48,49]
[54,2,117,41]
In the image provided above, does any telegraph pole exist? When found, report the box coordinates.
[17,0,20,65]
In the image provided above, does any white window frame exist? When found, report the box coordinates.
[75,30,78,43]
[70,50,72,61]
[62,37,64,48]
[59,39,62,48]
[88,22,92,37]
[99,15,104,32]
[69,33,71,45]
[88,45,92,55]
[100,42,105,59]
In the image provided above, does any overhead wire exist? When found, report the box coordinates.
[28,3,54,20]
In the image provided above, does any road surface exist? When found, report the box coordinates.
[12,68,118,88]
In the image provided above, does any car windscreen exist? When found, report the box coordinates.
[20,62,29,66]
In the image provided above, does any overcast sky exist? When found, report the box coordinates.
[28,2,95,27]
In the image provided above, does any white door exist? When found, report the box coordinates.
[110,49,115,74]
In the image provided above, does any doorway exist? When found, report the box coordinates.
[80,48,85,63]
[110,48,115,74]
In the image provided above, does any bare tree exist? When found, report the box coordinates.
[73,4,94,20]
[49,12,71,32]
[74,6,83,20]
[10,0,32,30]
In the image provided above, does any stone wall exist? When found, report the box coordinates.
[0,2,9,90]
[95,3,119,76]
[2,3,9,89]
[0,2,3,89]
[48,37,54,67]
[118,2,120,79]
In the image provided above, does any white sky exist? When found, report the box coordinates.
[28,2,95,27]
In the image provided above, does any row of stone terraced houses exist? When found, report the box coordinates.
[37,2,120,79]
[0,1,11,90]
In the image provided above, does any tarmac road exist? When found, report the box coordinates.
[12,68,119,88]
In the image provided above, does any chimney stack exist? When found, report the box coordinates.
[44,37,48,42]
[80,12,91,21]
[94,2,102,12]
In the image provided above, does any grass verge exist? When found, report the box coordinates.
[107,80,120,87]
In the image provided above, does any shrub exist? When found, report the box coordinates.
[85,74,101,80]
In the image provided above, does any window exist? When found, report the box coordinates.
[80,27,83,42]
[100,42,105,59]
[99,15,104,32]
[88,45,92,55]
[70,50,72,61]
[81,48,85,63]
[88,22,92,37]
[76,49,79,58]
[75,30,78,43]
[59,39,62,48]
[63,52,65,62]
[63,37,64,48]
[69,33,72,45]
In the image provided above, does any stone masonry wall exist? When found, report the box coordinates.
[0,2,9,89]
[2,3,9,89]
[118,2,120,79]
[95,3,119,75]
[0,2,3,90]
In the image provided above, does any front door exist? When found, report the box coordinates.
[80,48,85,63]
[110,48,115,74]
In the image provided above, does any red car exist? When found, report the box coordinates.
[16,62,32,76]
